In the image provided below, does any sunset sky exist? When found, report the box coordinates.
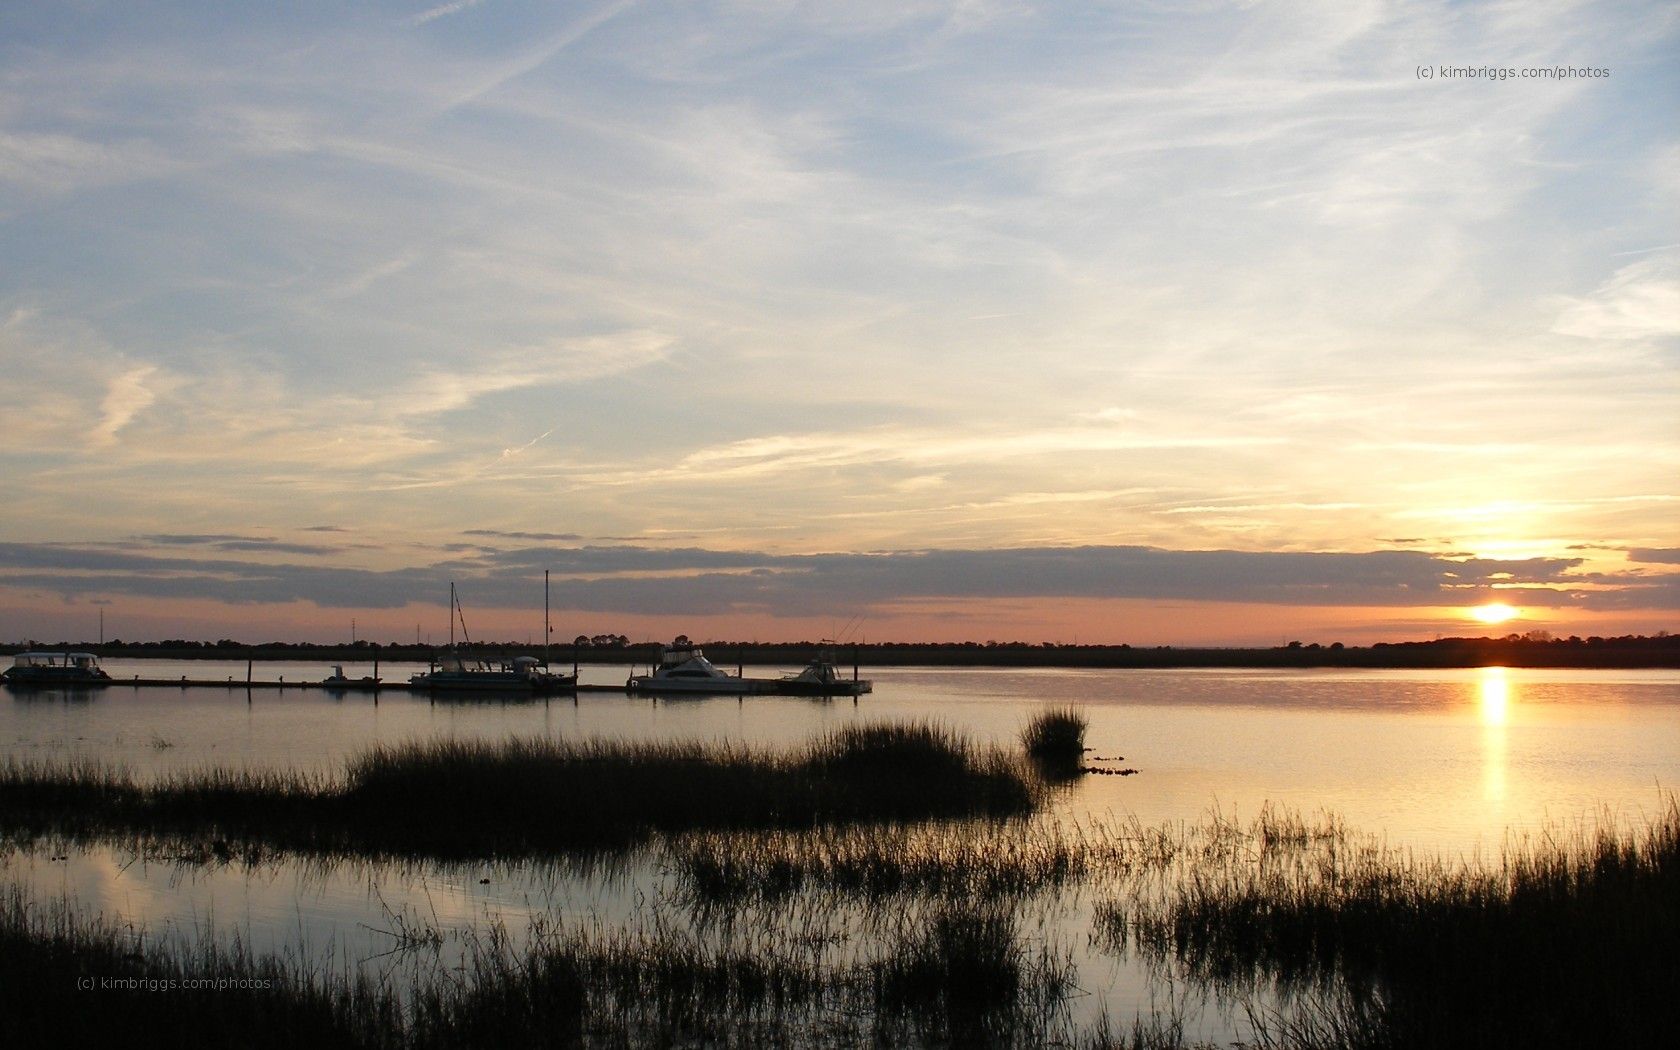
[2,1,1676,646]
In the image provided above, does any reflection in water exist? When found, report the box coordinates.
[1479,667,1509,803]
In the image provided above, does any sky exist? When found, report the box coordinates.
[1,0,1676,647]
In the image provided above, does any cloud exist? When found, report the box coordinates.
[88,366,159,447]
[464,529,585,542]
[410,0,487,27]
[1,541,1663,617]
[1553,254,1680,342]
[396,330,675,418]
[133,534,344,556]
[1629,548,1680,564]
[442,0,635,110]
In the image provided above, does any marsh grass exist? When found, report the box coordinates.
[1097,799,1680,1048]
[1022,706,1088,763]
[0,721,1037,859]
[677,817,1123,903]
[673,802,1349,905]
[0,887,1078,1049]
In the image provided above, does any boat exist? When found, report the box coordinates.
[409,653,574,694]
[408,582,577,694]
[776,652,872,697]
[1,651,113,687]
[626,638,773,695]
[322,665,381,691]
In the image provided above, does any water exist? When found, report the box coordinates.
[4,662,1677,1041]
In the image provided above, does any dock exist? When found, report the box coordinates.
[44,677,865,699]
[100,677,629,694]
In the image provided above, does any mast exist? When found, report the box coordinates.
[449,582,456,649]
[544,569,551,665]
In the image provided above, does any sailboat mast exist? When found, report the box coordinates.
[449,582,456,649]
[544,569,551,665]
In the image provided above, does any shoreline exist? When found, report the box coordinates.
[3,634,1675,670]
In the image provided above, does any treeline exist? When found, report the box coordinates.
[2,633,1675,668]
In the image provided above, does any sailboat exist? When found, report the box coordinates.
[408,581,576,694]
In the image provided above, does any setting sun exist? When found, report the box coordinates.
[1470,603,1521,625]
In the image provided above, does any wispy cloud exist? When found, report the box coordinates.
[443,0,636,110]
[88,366,159,448]
[1552,253,1680,342]
[410,0,488,27]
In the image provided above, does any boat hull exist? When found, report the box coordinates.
[1,670,112,688]
[625,675,773,696]
[410,672,576,694]
[773,679,872,697]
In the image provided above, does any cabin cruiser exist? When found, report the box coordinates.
[2,651,113,687]
[777,656,872,697]
[409,653,575,694]
[626,639,772,695]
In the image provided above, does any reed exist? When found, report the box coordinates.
[676,817,1129,903]
[673,803,1347,905]
[1097,799,1680,1048]
[1021,706,1088,763]
[0,887,1078,1048]
[0,722,1038,859]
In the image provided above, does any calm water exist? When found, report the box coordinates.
[4,662,1677,1040]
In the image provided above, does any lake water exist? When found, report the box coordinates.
[4,661,1677,1041]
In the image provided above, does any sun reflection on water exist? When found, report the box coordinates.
[1479,667,1510,726]
[1479,667,1510,802]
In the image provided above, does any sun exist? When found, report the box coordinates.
[1469,602,1520,625]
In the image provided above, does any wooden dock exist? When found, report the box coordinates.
[102,677,629,694]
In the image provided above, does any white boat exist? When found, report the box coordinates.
[626,638,772,695]
[1,651,113,687]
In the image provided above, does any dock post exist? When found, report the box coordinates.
[246,658,252,685]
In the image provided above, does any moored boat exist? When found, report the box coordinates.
[410,654,575,694]
[410,581,577,694]
[626,638,773,695]
[776,655,872,697]
[2,651,113,687]
[323,665,381,691]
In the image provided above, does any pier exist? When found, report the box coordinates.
[104,676,629,694]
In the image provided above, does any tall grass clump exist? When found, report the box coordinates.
[0,721,1039,860]
[1022,707,1087,761]
[871,904,1076,1046]
[1021,706,1089,785]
